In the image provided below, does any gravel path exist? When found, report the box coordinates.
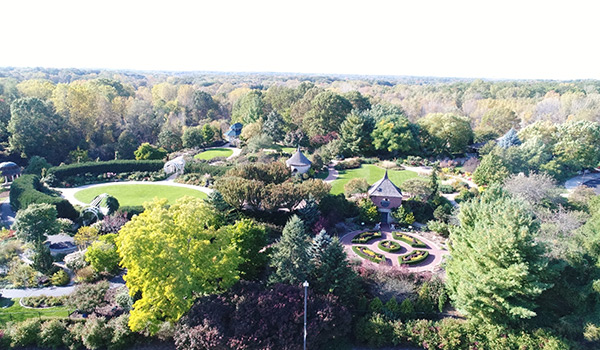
[1,276,125,298]
[324,165,339,183]
[340,226,448,273]
[56,180,213,207]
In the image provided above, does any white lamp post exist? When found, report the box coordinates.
[303,280,309,350]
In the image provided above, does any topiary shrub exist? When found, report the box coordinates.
[352,246,386,263]
[392,232,426,248]
[398,250,429,265]
[351,231,382,244]
[51,269,70,286]
[378,240,402,252]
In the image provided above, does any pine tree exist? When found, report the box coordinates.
[446,186,551,325]
[205,190,233,213]
[33,242,54,273]
[297,195,320,228]
[263,110,285,142]
[269,215,311,285]
[310,237,359,304]
[309,229,332,264]
[339,111,374,156]
[497,128,521,148]
[428,165,440,199]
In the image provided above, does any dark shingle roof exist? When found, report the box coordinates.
[286,146,312,167]
[368,170,403,198]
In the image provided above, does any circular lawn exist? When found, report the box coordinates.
[329,164,418,194]
[74,184,207,207]
[194,148,233,160]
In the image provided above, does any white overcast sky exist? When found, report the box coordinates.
[2,0,599,80]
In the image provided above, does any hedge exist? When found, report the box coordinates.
[352,246,386,264]
[392,232,427,248]
[378,240,402,253]
[398,250,429,265]
[10,175,79,219]
[351,231,382,244]
[184,161,230,177]
[47,160,164,181]
[118,206,145,218]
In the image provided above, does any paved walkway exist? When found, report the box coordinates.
[56,180,213,207]
[0,198,15,228]
[340,226,448,273]
[564,171,600,194]
[1,275,125,298]
[324,164,339,183]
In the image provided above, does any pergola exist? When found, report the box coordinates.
[164,156,186,176]
[0,162,21,183]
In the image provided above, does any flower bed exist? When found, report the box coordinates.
[351,231,382,244]
[352,246,386,263]
[392,232,427,248]
[21,295,66,308]
[378,240,402,253]
[398,250,429,265]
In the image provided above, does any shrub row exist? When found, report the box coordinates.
[352,246,386,264]
[399,250,429,265]
[10,175,78,219]
[378,240,402,253]
[118,206,145,218]
[184,161,230,177]
[47,160,164,181]
[351,231,382,244]
[2,315,136,350]
[334,158,361,170]
[392,232,427,248]
[21,295,66,308]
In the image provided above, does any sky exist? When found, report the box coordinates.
[1,0,599,80]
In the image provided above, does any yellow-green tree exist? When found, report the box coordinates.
[116,197,241,333]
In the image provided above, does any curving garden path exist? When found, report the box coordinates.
[564,171,600,194]
[340,226,448,273]
[57,179,213,207]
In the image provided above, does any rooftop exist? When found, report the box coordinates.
[368,170,403,198]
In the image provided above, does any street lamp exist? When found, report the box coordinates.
[303,280,309,350]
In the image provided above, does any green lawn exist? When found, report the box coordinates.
[0,298,71,325]
[330,164,419,195]
[74,184,207,207]
[194,148,233,160]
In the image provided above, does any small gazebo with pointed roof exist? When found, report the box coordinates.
[368,169,403,223]
[285,146,312,174]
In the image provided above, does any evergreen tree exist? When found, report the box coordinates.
[428,165,440,199]
[339,111,374,156]
[269,215,311,285]
[32,242,54,273]
[309,229,333,263]
[497,128,521,148]
[297,195,320,228]
[263,110,285,142]
[205,190,233,213]
[310,236,359,304]
[446,187,551,325]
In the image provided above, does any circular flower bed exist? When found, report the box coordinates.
[378,240,402,253]
[398,250,429,265]
[392,232,427,248]
[352,246,386,264]
[351,231,382,244]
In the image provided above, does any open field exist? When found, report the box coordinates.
[194,148,233,160]
[330,165,419,194]
[74,184,207,206]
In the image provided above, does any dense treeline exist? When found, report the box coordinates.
[2,67,600,167]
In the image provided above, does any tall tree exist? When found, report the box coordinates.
[262,110,286,142]
[116,198,241,333]
[13,203,60,243]
[446,187,550,325]
[339,111,374,156]
[181,126,204,149]
[269,215,311,285]
[8,97,73,163]
[228,219,267,280]
[497,128,521,148]
[372,114,420,155]
[343,90,371,111]
[418,113,473,155]
[231,90,264,125]
[302,91,352,137]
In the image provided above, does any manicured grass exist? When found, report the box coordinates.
[74,184,207,207]
[0,298,71,325]
[194,148,233,160]
[330,164,419,194]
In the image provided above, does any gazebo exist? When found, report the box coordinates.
[164,156,186,176]
[368,170,403,224]
[286,146,312,174]
[0,162,21,183]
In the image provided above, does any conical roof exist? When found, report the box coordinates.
[368,169,403,198]
[286,146,312,167]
